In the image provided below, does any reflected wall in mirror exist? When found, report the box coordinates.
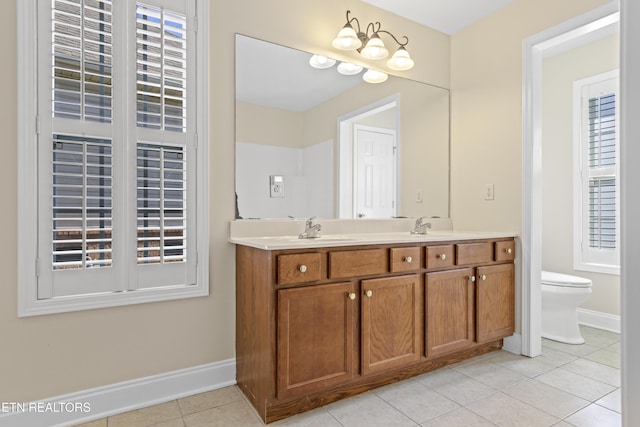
[235,34,450,219]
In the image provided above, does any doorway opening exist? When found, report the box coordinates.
[338,96,400,219]
[522,3,619,357]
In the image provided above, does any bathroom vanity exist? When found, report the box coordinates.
[231,224,516,423]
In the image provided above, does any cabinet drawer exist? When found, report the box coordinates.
[456,242,493,265]
[329,249,387,279]
[495,240,515,262]
[390,247,421,272]
[426,245,455,269]
[277,253,322,285]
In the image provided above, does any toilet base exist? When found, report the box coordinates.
[541,284,592,345]
[541,305,585,344]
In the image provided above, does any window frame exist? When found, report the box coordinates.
[572,70,620,275]
[17,0,209,316]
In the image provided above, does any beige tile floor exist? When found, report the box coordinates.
[75,326,621,427]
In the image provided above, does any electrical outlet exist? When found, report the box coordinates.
[270,175,285,198]
[484,184,494,201]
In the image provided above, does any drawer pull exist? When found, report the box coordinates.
[480,274,487,281]
[365,290,373,298]
[506,248,512,254]
[404,256,413,263]
[438,253,447,260]
[470,275,476,282]
[298,264,307,273]
[347,292,356,300]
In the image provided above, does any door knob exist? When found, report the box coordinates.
[439,254,447,260]
[404,256,413,263]
[298,265,307,273]
[365,290,373,298]
[506,248,512,254]
[347,292,356,300]
[480,274,487,281]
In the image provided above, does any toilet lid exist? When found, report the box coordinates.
[541,271,592,288]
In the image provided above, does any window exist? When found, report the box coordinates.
[573,70,619,274]
[18,0,209,316]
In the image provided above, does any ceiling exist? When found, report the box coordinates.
[361,0,518,35]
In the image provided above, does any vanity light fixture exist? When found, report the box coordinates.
[332,10,414,71]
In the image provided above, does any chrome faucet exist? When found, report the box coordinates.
[410,217,431,235]
[298,217,322,239]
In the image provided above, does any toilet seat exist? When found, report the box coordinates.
[541,271,592,288]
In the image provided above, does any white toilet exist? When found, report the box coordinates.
[541,270,592,344]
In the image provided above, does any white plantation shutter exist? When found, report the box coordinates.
[136,143,187,265]
[136,4,188,132]
[587,94,616,250]
[134,2,196,288]
[574,71,619,273]
[52,135,113,270]
[33,0,200,302]
[38,0,119,298]
[52,0,113,122]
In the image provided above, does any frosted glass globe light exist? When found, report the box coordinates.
[387,47,414,71]
[360,34,388,60]
[363,69,388,84]
[332,24,362,50]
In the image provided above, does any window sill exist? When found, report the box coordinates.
[574,262,620,276]
[18,283,208,317]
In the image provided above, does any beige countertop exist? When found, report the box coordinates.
[229,230,518,250]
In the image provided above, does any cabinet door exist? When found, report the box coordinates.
[277,282,357,399]
[425,268,475,358]
[476,263,515,343]
[361,274,422,375]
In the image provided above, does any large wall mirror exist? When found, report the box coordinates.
[235,34,450,220]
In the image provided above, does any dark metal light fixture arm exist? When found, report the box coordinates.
[376,29,409,48]
[345,10,361,34]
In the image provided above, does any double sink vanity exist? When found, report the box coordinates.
[230,218,517,423]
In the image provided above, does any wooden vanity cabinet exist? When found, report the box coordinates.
[476,263,515,343]
[425,268,475,357]
[425,241,516,358]
[277,281,357,399]
[361,274,422,375]
[235,237,515,423]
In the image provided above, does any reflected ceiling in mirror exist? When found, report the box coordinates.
[235,34,450,220]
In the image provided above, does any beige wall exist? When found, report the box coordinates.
[0,0,450,402]
[450,0,611,231]
[450,0,612,332]
[236,101,305,147]
[541,34,620,315]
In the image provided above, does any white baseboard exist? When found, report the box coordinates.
[577,308,621,334]
[502,333,523,355]
[0,358,236,427]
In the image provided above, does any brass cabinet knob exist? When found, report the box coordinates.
[365,290,373,298]
[470,275,476,282]
[347,292,356,300]
[439,254,447,260]
[481,274,487,281]
[298,265,307,273]
[506,248,512,254]
[404,256,413,263]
